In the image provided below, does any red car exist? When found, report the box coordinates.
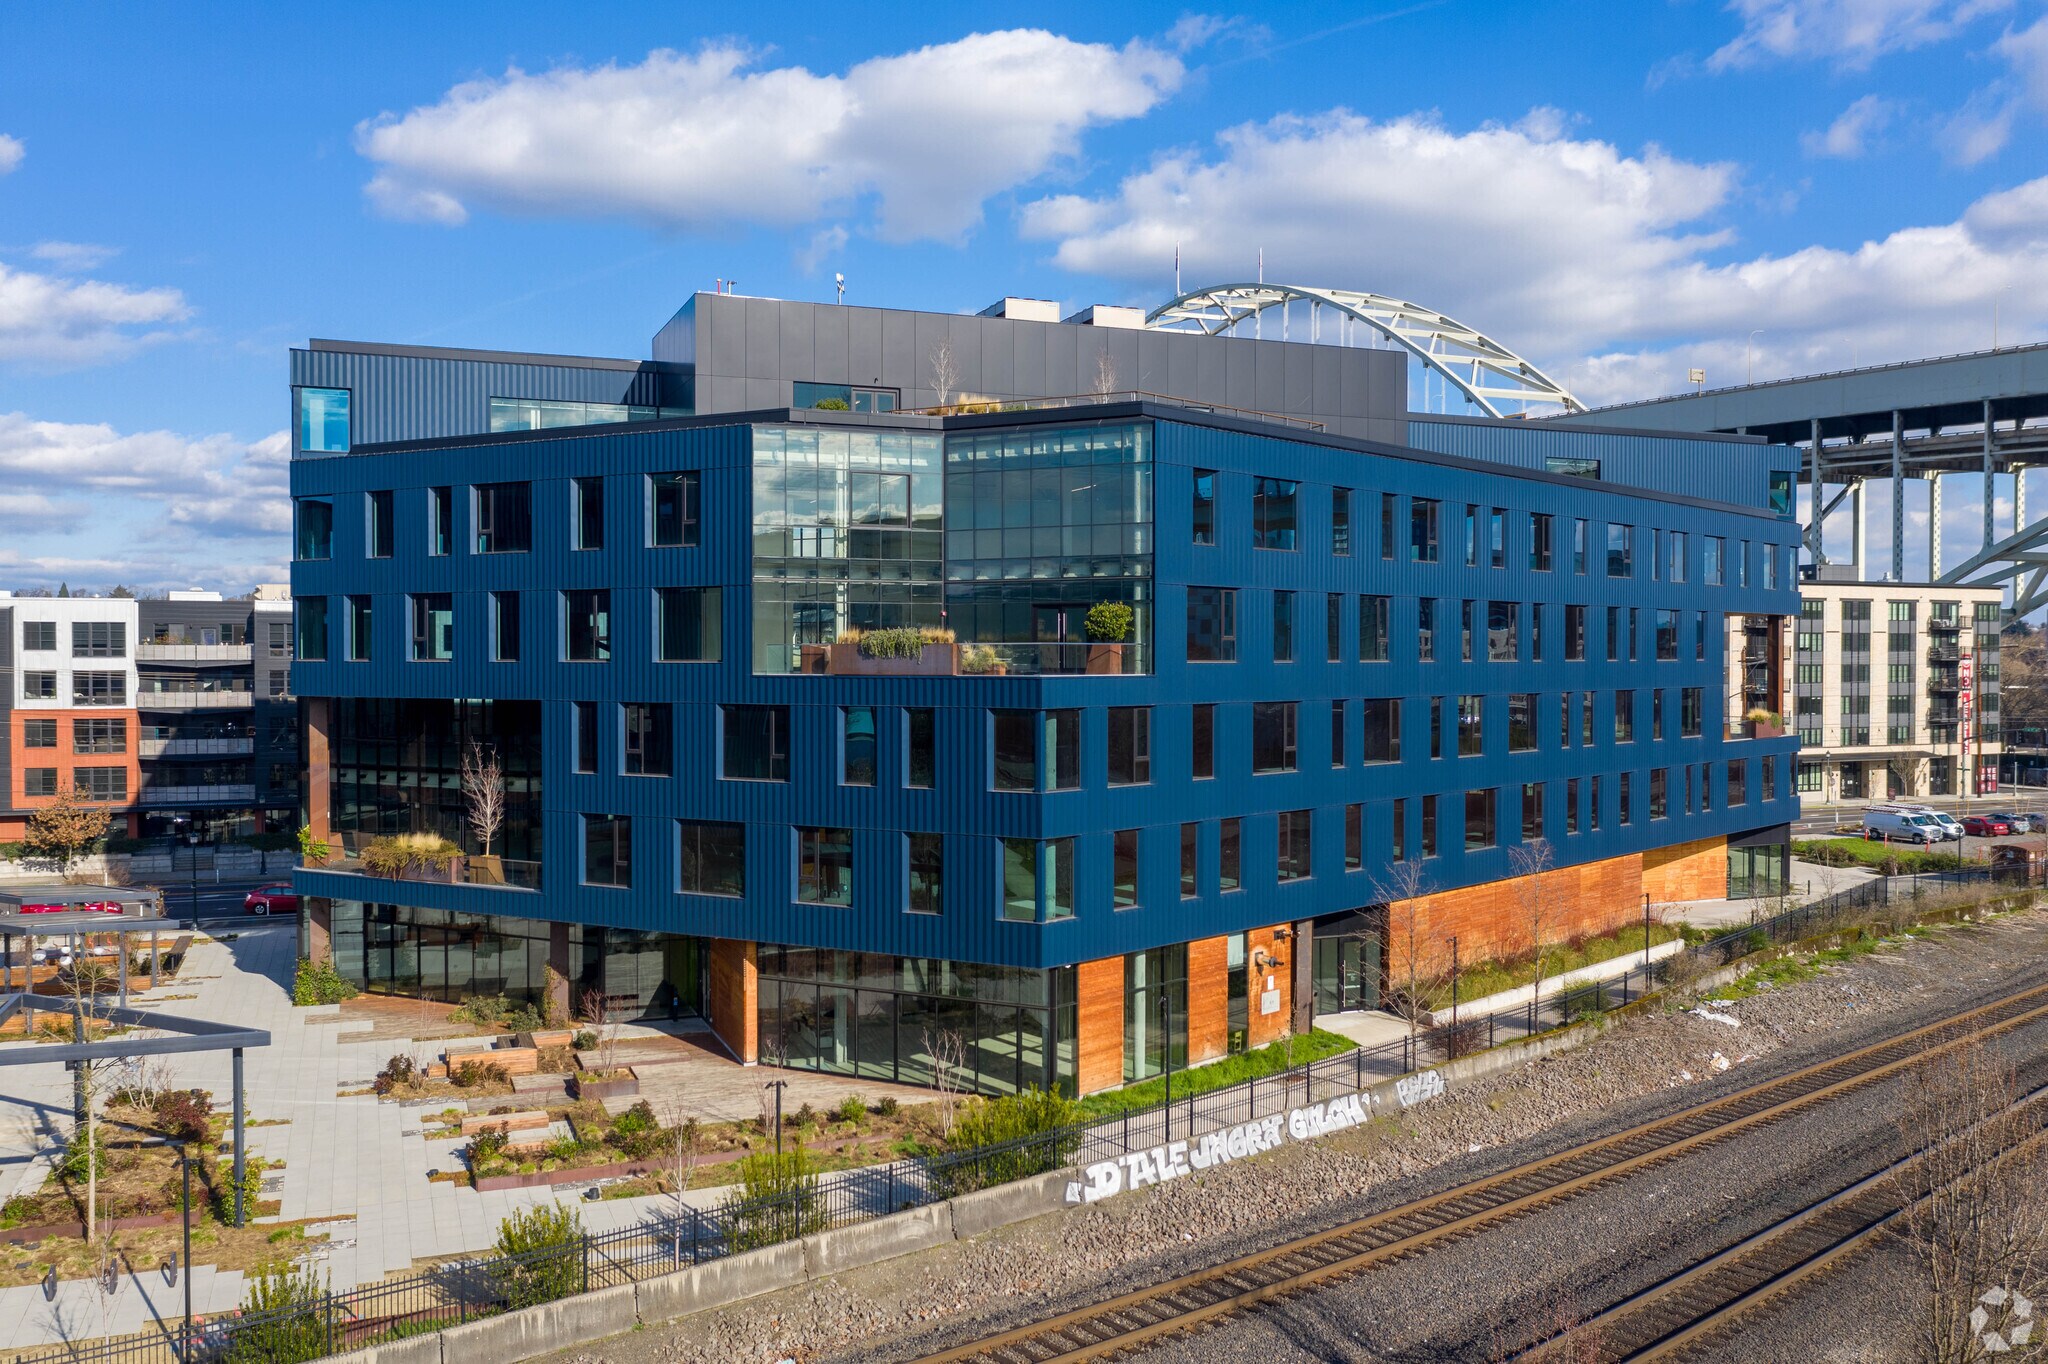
[1962,815,2012,837]
[243,883,299,915]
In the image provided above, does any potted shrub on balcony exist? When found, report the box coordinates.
[958,644,1007,676]
[825,626,957,676]
[296,824,331,868]
[360,832,463,881]
[1084,602,1134,675]
[1744,707,1786,739]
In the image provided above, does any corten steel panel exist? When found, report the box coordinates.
[1185,934,1229,1064]
[1642,834,1730,901]
[292,408,1801,974]
[1075,954,1124,1094]
[1386,850,1646,975]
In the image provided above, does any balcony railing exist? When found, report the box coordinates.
[137,642,253,662]
[1929,618,1963,633]
[138,783,256,806]
[137,688,254,709]
[1929,674,1961,694]
[797,640,1149,678]
[138,736,254,758]
[313,838,543,892]
[1928,644,1961,662]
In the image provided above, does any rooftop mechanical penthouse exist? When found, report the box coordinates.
[289,290,1802,1097]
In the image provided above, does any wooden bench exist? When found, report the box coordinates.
[459,1110,549,1136]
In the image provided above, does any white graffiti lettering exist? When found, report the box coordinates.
[1074,1092,1405,1203]
[1394,1070,1447,1108]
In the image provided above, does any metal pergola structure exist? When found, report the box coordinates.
[1147,282,1588,418]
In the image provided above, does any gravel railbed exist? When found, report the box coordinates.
[536,907,2048,1364]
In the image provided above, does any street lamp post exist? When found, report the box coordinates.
[1159,989,1175,1142]
[1449,936,1460,1028]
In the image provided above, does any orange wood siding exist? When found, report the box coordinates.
[1185,935,1229,1065]
[705,937,758,1063]
[1076,954,1124,1095]
[1387,851,1647,978]
[1245,924,1296,1048]
[1642,835,1729,903]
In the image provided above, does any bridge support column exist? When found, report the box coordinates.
[1850,481,1867,581]
[1984,399,1997,557]
[1928,473,1944,579]
[1891,409,1906,582]
[1806,418,1827,566]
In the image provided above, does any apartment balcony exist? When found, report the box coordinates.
[136,642,253,663]
[137,783,256,807]
[313,838,543,892]
[1929,618,1964,634]
[137,687,253,710]
[138,736,255,758]
[1928,673,1962,694]
[1928,643,1962,663]
[796,639,1150,677]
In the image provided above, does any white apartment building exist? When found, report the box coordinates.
[1790,578,2005,805]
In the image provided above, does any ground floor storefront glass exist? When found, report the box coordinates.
[756,946,1077,1096]
[1309,911,1382,1014]
[1728,840,1789,899]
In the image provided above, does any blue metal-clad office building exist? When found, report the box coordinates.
[290,293,1801,1096]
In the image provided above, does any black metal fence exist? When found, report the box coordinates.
[16,865,2041,1364]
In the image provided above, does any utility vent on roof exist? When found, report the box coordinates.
[978,297,1061,323]
[1062,305,1144,329]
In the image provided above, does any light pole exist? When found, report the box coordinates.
[766,1080,788,1160]
[1448,935,1460,1028]
[1642,893,1653,977]
[1158,989,1175,1142]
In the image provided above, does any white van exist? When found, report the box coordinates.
[1897,806,1964,840]
[1861,805,1949,845]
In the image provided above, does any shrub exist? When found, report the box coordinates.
[812,397,850,410]
[502,1004,545,1033]
[228,1263,327,1363]
[1084,601,1134,643]
[791,1102,818,1130]
[372,1055,418,1096]
[932,1088,1084,1197]
[571,1030,598,1051]
[212,1158,265,1224]
[360,832,461,879]
[873,1096,900,1118]
[57,1134,106,1183]
[610,1101,658,1136]
[1440,1018,1487,1059]
[449,994,509,1026]
[291,957,357,1006]
[718,1148,826,1253]
[295,824,330,865]
[850,626,950,659]
[452,1060,510,1089]
[958,644,1002,674]
[491,1203,584,1309]
[466,1126,510,1168]
[153,1089,212,1143]
[834,1095,867,1124]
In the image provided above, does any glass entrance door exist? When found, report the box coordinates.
[1312,932,1380,1013]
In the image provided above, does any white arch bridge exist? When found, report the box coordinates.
[1146,283,1586,419]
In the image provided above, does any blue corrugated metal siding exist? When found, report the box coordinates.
[1406,418,1799,509]
[291,349,680,448]
[292,412,1802,971]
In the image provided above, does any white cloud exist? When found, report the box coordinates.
[0,135,21,175]
[30,241,120,271]
[0,261,189,366]
[1028,106,2048,407]
[1939,91,2020,164]
[1801,94,1894,157]
[356,32,1183,242]
[1708,0,2011,70]
[1995,10,2048,104]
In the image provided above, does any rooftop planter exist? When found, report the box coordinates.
[1744,709,1786,739]
[825,627,958,677]
[569,1065,639,1101]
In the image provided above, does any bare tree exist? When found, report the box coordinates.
[1507,839,1563,1002]
[923,1027,967,1138]
[929,339,959,410]
[24,786,113,874]
[659,1101,702,1264]
[1373,858,1448,1043]
[59,959,115,1243]
[461,741,505,859]
[579,987,624,1077]
[1092,344,1119,397]
[1893,1039,2048,1363]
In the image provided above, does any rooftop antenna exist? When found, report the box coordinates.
[1174,243,1181,296]
[715,277,724,295]
[1257,247,1264,284]
[835,273,845,305]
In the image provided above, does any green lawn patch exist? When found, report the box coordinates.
[1792,838,1967,874]
[1421,923,1688,1010]
[1077,1028,1356,1121]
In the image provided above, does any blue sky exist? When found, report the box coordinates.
[3,1,2046,590]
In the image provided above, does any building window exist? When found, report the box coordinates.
[1331,700,1347,767]
[491,591,520,662]
[907,833,943,914]
[1277,809,1313,881]
[1191,704,1215,780]
[1253,701,1299,773]
[70,621,125,659]
[1253,477,1298,550]
[1566,605,1587,661]
[20,620,54,652]
[1411,497,1441,562]
[564,589,611,662]
[1488,601,1518,662]
[1763,755,1778,801]
[1361,596,1390,662]
[1192,469,1216,546]
[22,719,55,748]
[1431,697,1444,759]
[573,476,604,551]
[348,595,373,662]
[573,701,598,774]
[583,814,632,888]
[1108,706,1152,786]
[1345,804,1363,870]
[1181,823,1200,897]
[1113,829,1140,909]
[842,706,877,785]
[1705,536,1725,585]
[1656,609,1679,661]
[1530,512,1554,571]
[1682,687,1704,738]
[655,586,721,662]
[1669,531,1688,582]
[429,486,452,556]
[296,597,331,664]
[1418,599,1436,661]
[623,703,673,777]
[649,471,701,547]
[1332,488,1352,555]
[1582,693,1596,745]
[73,718,125,754]
[474,482,533,554]
[723,705,790,782]
[793,381,897,412]
[1573,518,1588,574]
[1729,759,1748,805]
[1381,492,1397,560]
[1522,782,1545,840]
[295,498,332,561]
[993,711,1036,791]
[1363,698,1401,763]
[1187,587,1237,662]
[73,672,125,706]
[73,767,125,800]
[410,593,453,662]
[1272,590,1295,663]
[1615,689,1635,743]
[1392,799,1408,860]
[22,769,56,798]
[678,821,745,897]
[1489,507,1506,568]
[1650,767,1669,819]
[1607,522,1633,577]
[906,708,936,789]
[1464,504,1479,566]
[1326,593,1342,662]
[1466,788,1498,849]
[1619,772,1634,825]
[797,827,854,905]
[366,490,395,559]
[1220,818,1242,890]
[1422,794,1440,857]
[1003,837,1074,922]
[296,387,350,453]
[1462,600,1475,662]
[1508,694,1537,752]
[1458,694,1484,757]
[1531,604,1546,662]
[1566,778,1581,835]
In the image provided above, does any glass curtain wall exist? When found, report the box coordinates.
[327,698,542,863]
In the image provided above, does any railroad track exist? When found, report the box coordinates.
[906,979,2048,1364]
